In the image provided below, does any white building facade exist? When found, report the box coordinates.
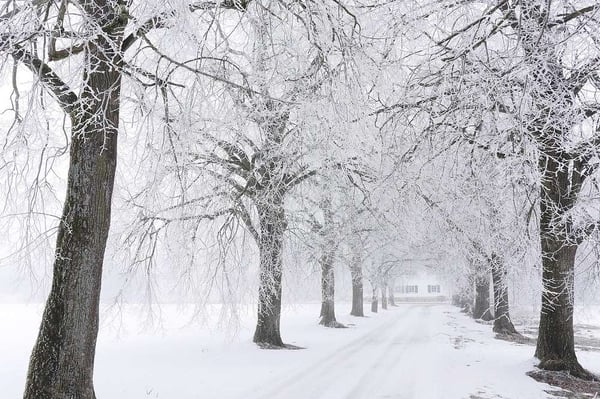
[393,271,448,302]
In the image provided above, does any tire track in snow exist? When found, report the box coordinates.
[253,305,431,399]
[344,304,434,399]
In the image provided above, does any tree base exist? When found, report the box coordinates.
[493,319,518,335]
[474,309,494,322]
[536,358,598,381]
[493,327,518,335]
[320,320,347,328]
[253,330,284,348]
[528,368,600,397]
[494,332,534,345]
[350,312,365,317]
[256,342,305,350]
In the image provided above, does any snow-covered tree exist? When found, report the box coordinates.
[415,0,600,377]
[120,0,365,347]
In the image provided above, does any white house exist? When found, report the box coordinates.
[393,271,448,302]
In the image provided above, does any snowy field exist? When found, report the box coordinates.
[3,302,600,399]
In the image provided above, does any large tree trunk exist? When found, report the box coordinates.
[535,243,584,374]
[516,3,593,379]
[473,272,493,321]
[350,254,364,317]
[381,282,388,310]
[534,155,592,378]
[491,254,518,335]
[318,197,343,327]
[371,286,378,313]
[253,200,286,348]
[388,279,396,306]
[319,247,340,327]
[452,278,473,313]
[24,6,126,398]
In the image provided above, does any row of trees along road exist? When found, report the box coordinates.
[2,0,600,397]
[404,0,600,379]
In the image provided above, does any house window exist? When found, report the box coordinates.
[403,285,418,294]
[427,285,440,294]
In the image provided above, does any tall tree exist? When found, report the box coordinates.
[349,237,365,317]
[309,175,375,326]
[491,253,518,335]
[121,0,363,347]
[472,260,493,321]
[511,2,599,378]
[419,183,523,333]
[428,0,600,378]
[1,0,256,394]
[312,196,344,327]
[2,1,128,397]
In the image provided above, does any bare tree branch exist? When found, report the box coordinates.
[11,45,78,115]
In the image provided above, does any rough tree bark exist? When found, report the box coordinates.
[371,286,378,313]
[319,250,341,327]
[453,292,472,313]
[253,197,286,348]
[381,282,388,310]
[350,252,364,317]
[388,279,396,306]
[318,234,337,326]
[318,198,343,328]
[534,152,592,378]
[512,2,596,379]
[473,272,493,321]
[23,2,127,398]
[491,254,518,335]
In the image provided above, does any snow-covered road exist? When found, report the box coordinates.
[4,302,598,398]
[248,304,571,399]
[255,304,440,399]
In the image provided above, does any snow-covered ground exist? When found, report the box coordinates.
[2,302,600,398]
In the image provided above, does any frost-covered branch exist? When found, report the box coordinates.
[10,45,78,115]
